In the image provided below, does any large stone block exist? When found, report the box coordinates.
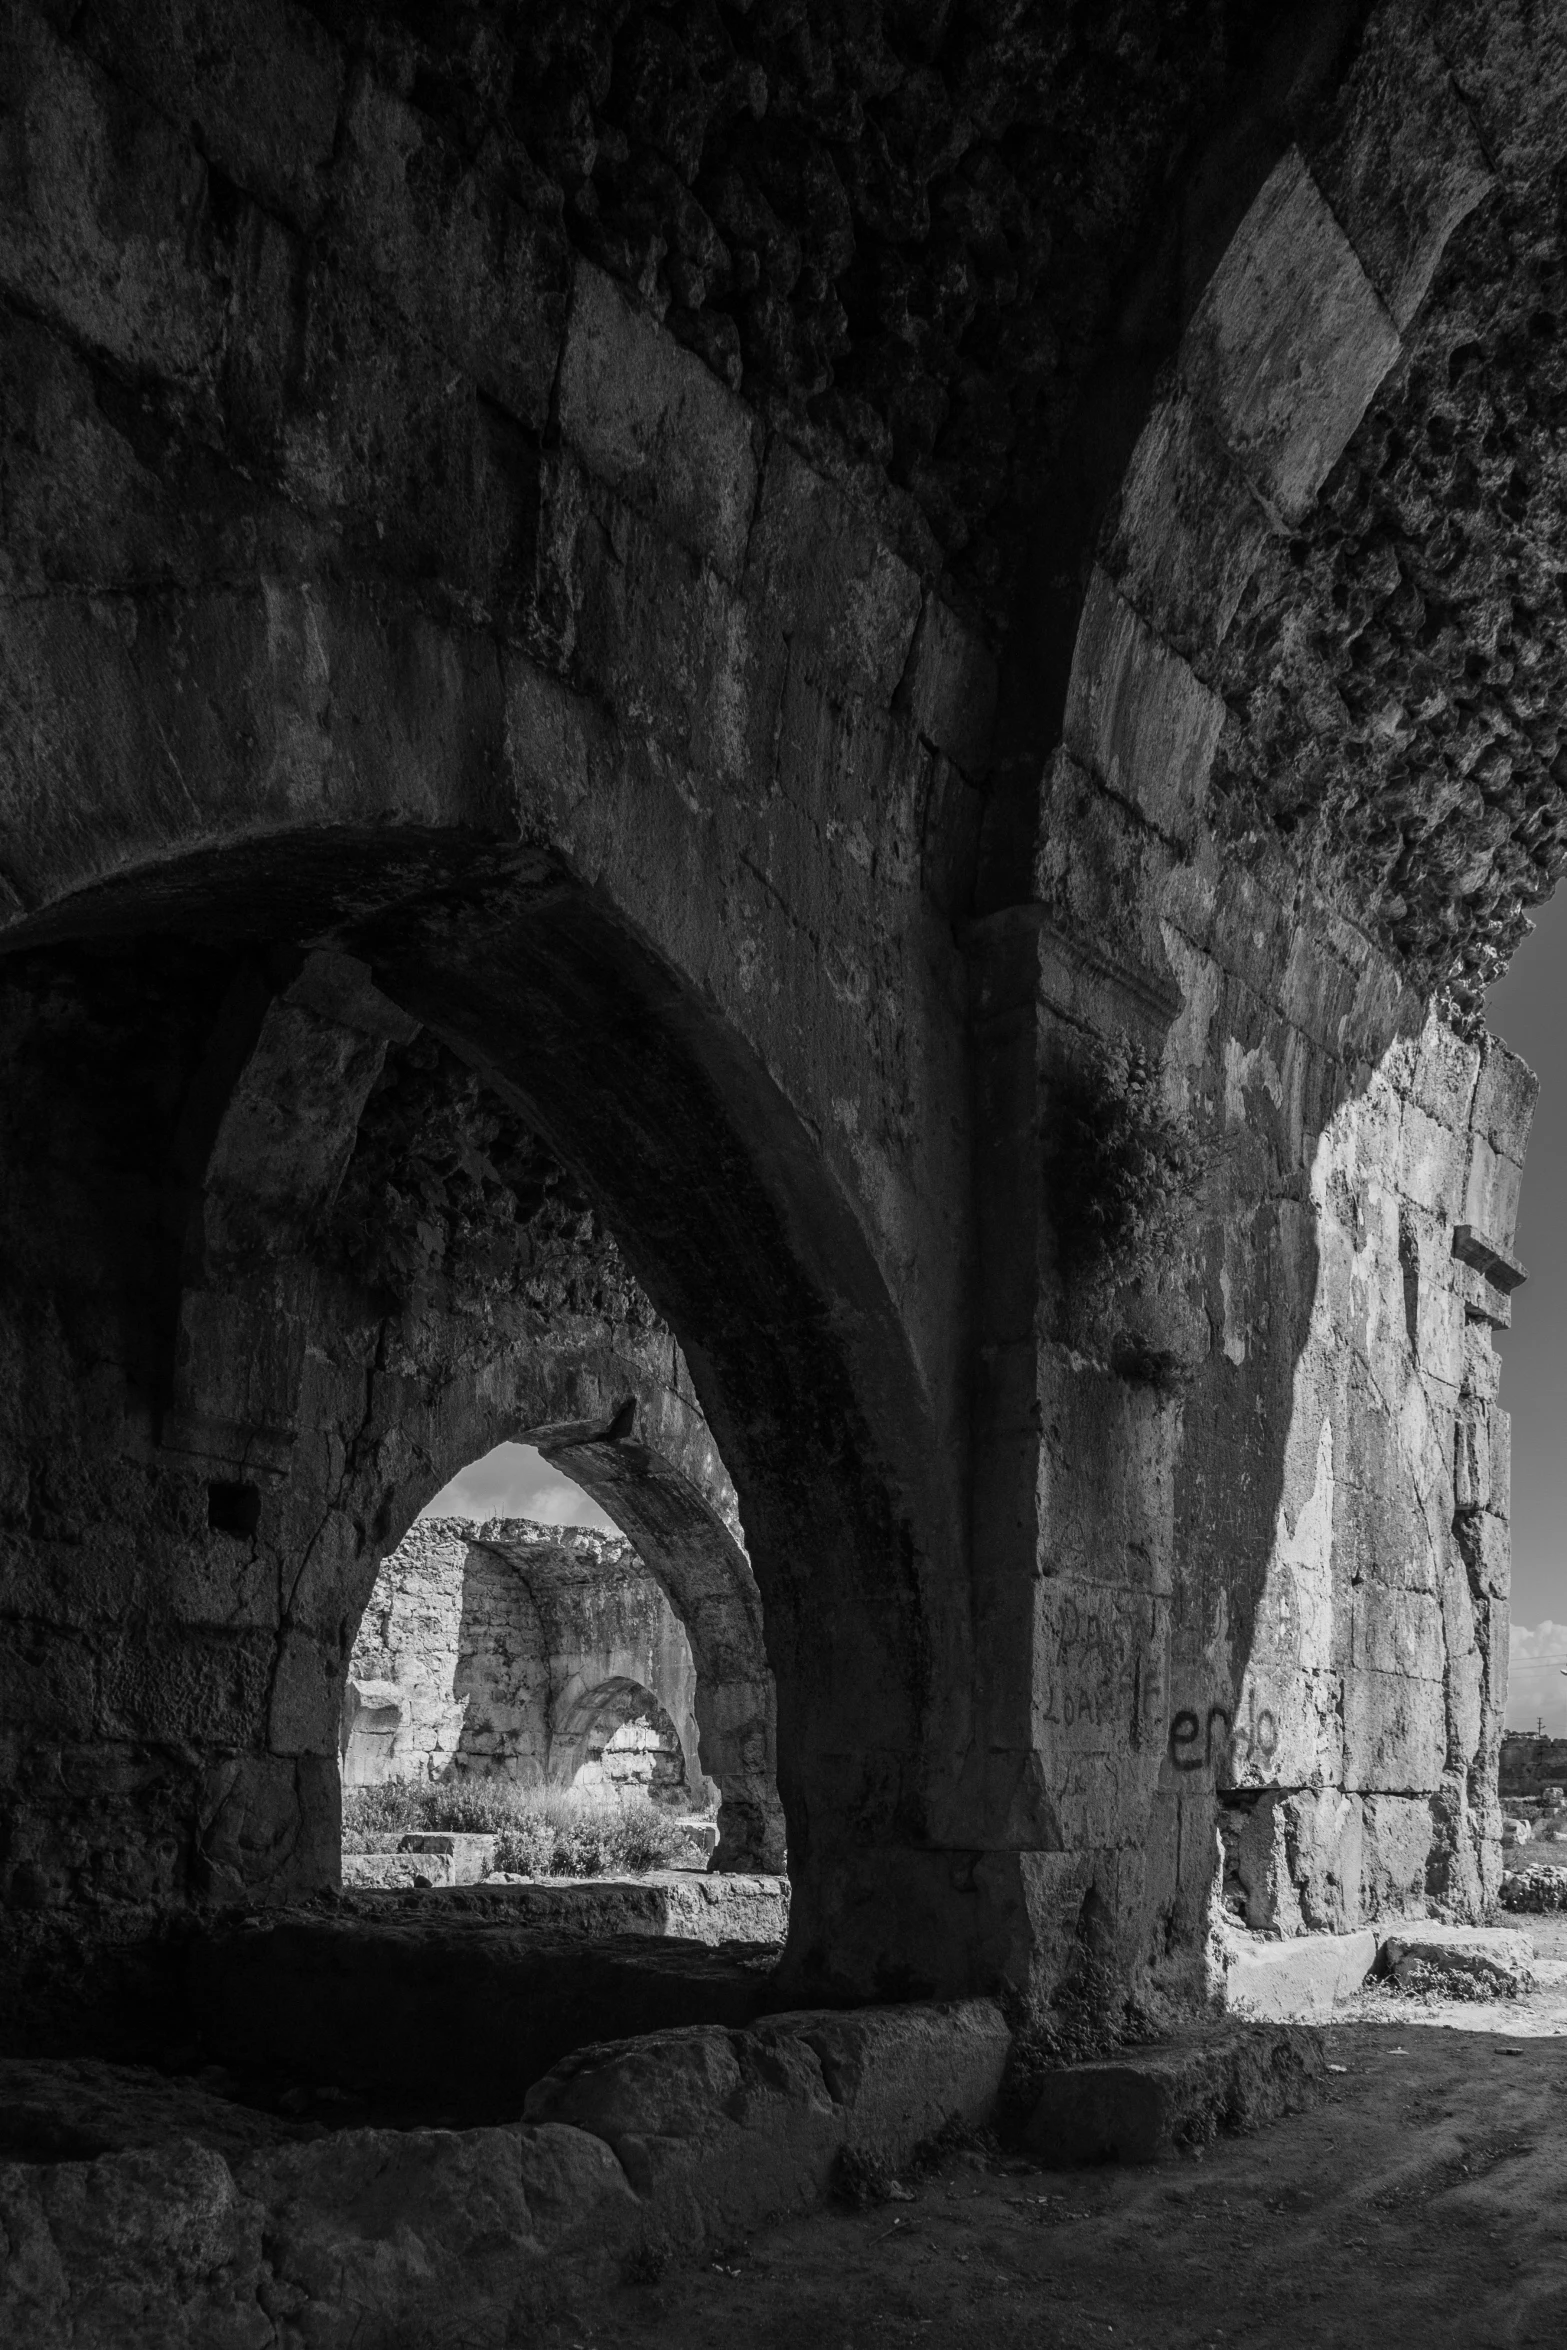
[1180,147,1401,523]
[1380,1921,1535,1995]
[1456,1509,1509,1600]
[1359,1792,1437,1914]
[1461,1133,1525,1254]
[333,69,569,432]
[80,0,343,231]
[1343,1666,1447,1793]
[1026,2024,1329,2159]
[744,439,922,700]
[0,10,227,384]
[899,593,998,778]
[1350,1585,1445,1683]
[1470,1035,1539,1167]
[1219,1927,1378,2021]
[1397,1096,1468,1219]
[1034,747,1176,980]
[1454,1399,1509,1520]
[1311,0,1494,328]
[98,1625,274,1749]
[1063,568,1225,844]
[1230,1788,1368,1935]
[560,263,758,580]
[0,2139,269,2350]
[1432,0,1567,185]
[238,2122,639,2338]
[0,1621,96,1736]
[1101,386,1273,656]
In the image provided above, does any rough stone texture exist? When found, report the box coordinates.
[1380,1919,1536,1994]
[186,1911,781,2114]
[0,1997,1011,2345]
[457,1870,790,1947]
[344,1514,710,1808]
[1218,1926,1379,2022]
[523,1997,1009,2240]
[0,2057,302,2166]
[1208,168,1567,1023]
[1,0,1562,2034]
[1025,2025,1329,2165]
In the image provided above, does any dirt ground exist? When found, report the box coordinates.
[546,1922,1567,2350]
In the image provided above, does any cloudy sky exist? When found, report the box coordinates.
[420,1440,617,1533]
[1489,893,1567,1731]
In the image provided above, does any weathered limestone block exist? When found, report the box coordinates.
[332,68,569,433]
[1063,569,1226,845]
[899,594,998,780]
[522,2001,1007,2245]
[1456,1509,1510,1599]
[1179,147,1401,523]
[560,263,757,580]
[471,1873,789,1947]
[1471,1036,1539,1169]
[1360,1795,1437,1916]
[1311,0,1494,329]
[1381,1921,1535,1996]
[0,9,228,385]
[1028,2024,1330,2158]
[1218,1929,1377,2023]
[1102,388,1273,656]
[1460,1131,1526,1255]
[1034,748,1177,983]
[1343,1668,1448,1794]
[1227,1789,1368,1936]
[237,2122,640,2341]
[341,1849,455,1889]
[743,438,923,702]
[80,0,345,233]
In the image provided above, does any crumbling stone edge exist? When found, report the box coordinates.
[0,2001,1327,2346]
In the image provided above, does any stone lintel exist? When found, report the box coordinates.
[1452,1222,1527,1293]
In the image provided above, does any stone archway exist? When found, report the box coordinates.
[7,0,1567,2038]
[548,1675,692,1808]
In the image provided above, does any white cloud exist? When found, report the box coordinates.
[1508,1620,1567,1736]
[419,1441,618,1534]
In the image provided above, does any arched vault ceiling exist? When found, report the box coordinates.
[286,0,1246,616]
[1208,167,1567,1023]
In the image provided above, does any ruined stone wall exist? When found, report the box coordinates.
[6,0,1567,2020]
[0,954,762,1979]
[344,1515,708,1804]
[343,1518,547,1785]
[1182,998,1529,1942]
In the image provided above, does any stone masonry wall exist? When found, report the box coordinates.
[1198,1012,1531,1937]
[344,1517,708,1805]
[5,0,1567,2017]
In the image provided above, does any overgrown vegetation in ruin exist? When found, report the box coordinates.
[342,1781,685,1875]
[1047,1032,1206,1303]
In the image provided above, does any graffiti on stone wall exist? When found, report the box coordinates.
[1166,1687,1280,1774]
